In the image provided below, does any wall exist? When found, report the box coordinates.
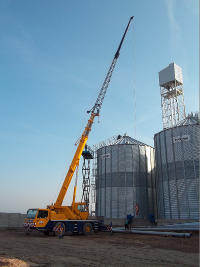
[0,213,26,229]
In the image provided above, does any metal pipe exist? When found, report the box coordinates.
[112,229,191,237]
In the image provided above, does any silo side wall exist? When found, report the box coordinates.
[96,144,155,219]
[154,124,200,220]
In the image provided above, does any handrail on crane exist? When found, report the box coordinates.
[53,16,134,209]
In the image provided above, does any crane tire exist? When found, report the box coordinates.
[83,222,93,235]
[53,222,66,237]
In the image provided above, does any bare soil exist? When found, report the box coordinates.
[0,229,199,266]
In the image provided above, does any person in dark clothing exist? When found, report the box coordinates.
[149,214,157,225]
[127,214,134,230]
[125,219,129,230]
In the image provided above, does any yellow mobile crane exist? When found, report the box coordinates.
[24,16,134,235]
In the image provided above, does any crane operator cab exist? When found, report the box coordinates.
[24,208,49,233]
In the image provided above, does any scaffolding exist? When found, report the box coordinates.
[81,145,94,212]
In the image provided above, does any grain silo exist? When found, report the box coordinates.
[154,113,200,220]
[156,63,199,221]
[95,135,155,220]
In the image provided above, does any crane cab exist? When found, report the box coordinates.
[74,202,89,220]
[24,208,49,230]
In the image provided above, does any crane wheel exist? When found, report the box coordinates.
[53,222,65,237]
[83,223,93,235]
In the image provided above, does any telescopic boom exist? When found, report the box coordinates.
[54,16,134,208]
[88,16,134,115]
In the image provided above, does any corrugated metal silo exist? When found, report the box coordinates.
[95,135,155,219]
[154,113,200,220]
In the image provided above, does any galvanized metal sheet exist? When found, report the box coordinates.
[96,142,155,219]
[154,124,199,220]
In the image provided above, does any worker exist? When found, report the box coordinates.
[149,214,156,225]
[124,218,129,230]
[127,214,134,230]
[53,225,64,239]
[58,226,64,239]
[108,221,113,235]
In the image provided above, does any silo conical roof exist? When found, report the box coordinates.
[113,134,147,146]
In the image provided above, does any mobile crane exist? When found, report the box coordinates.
[24,16,134,235]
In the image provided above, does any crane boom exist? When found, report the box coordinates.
[88,16,134,115]
[54,112,96,207]
[54,16,134,208]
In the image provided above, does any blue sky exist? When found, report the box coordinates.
[0,0,199,213]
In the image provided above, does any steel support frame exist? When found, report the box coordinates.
[160,83,186,129]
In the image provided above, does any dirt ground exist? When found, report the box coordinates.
[0,229,199,267]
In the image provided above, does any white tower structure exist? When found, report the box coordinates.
[159,62,186,129]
